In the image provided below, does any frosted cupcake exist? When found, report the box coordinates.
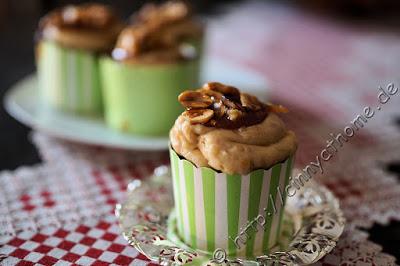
[169,82,297,258]
[36,4,123,114]
[130,1,204,54]
[100,1,204,136]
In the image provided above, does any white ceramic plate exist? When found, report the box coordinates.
[4,58,268,150]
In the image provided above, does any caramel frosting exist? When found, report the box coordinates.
[38,4,123,52]
[112,1,203,63]
[170,82,297,175]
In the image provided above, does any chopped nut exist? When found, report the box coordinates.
[116,27,145,56]
[240,93,263,111]
[136,1,189,24]
[213,102,227,118]
[208,119,217,126]
[178,91,213,109]
[222,98,240,109]
[62,6,80,24]
[160,1,189,21]
[85,5,114,27]
[183,109,214,124]
[202,89,223,101]
[178,82,270,128]
[267,103,289,113]
[203,82,240,97]
[62,4,114,28]
[227,109,242,121]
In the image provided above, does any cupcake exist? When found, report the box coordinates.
[36,4,123,114]
[130,1,204,54]
[169,82,297,258]
[100,1,204,136]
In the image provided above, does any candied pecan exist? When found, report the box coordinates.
[201,89,223,101]
[203,82,240,98]
[62,6,80,24]
[135,1,189,25]
[240,93,264,111]
[222,98,241,110]
[178,91,213,109]
[227,109,242,121]
[178,82,276,129]
[62,4,114,28]
[124,1,201,60]
[213,101,227,118]
[208,119,217,126]
[183,109,214,124]
[85,4,115,27]
[267,103,289,113]
[158,1,189,22]
[116,27,146,56]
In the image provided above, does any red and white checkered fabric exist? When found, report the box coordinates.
[0,219,157,266]
[1,1,400,265]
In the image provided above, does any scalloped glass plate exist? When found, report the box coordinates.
[116,166,345,265]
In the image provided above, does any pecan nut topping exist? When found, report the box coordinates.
[204,82,240,98]
[240,93,263,111]
[114,1,203,62]
[227,109,242,121]
[183,109,214,124]
[178,91,213,109]
[37,3,123,52]
[134,1,190,25]
[213,101,227,118]
[62,4,114,29]
[41,3,118,30]
[177,82,288,129]
[267,103,289,113]
[202,89,223,101]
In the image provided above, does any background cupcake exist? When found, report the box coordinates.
[169,82,297,258]
[130,1,205,55]
[100,1,204,136]
[36,4,123,115]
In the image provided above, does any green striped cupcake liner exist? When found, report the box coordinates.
[169,147,295,258]
[37,41,102,115]
[99,57,200,136]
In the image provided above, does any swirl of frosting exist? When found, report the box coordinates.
[170,82,297,175]
[112,1,203,63]
[38,3,123,52]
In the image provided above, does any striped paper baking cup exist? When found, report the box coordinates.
[169,147,295,258]
[99,56,200,136]
[37,41,102,114]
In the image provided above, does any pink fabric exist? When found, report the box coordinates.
[1,2,399,265]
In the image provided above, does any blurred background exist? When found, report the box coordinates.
[1,0,400,170]
[1,0,400,261]
[0,0,240,170]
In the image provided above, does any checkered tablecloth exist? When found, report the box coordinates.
[1,1,400,265]
[0,220,150,266]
